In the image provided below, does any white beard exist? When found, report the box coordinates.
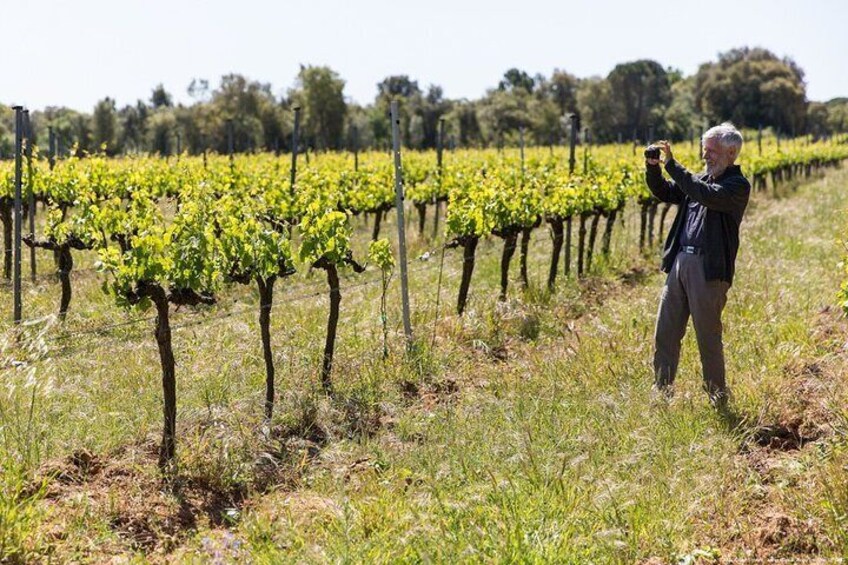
[705,163,725,178]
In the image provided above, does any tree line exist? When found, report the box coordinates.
[1,46,846,158]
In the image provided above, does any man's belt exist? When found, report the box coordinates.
[679,245,703,255]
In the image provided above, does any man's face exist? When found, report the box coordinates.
[702,137,734,177]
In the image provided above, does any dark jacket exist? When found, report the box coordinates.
[645,158,750,285]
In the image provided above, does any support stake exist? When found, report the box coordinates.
[390,101,414,349]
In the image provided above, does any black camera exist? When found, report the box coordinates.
[644,146,661,160]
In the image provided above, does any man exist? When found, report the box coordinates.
[645,122,750,406]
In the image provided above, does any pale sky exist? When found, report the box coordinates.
[2,0,845,112]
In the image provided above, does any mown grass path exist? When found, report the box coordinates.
[4,165,848,563]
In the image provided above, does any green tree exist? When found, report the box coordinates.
[606,59,671,141]
[664,77,701,142]
[374,75,422,148]
[367,105,391,151]
[36,107,85,156]
[498,68,536,93]
[806,102,829,139]
[545,69,579,116]
[207,74,286,153]
[118,102,148,153]
[92,97,119,155]
[0,107,13,158]
[448,100,482,147]
[150,84,173,109]
[290,65,347,150]
[694,47,807,134]
[146,109,177,156]
[576,77,617,142]
[416,85,452,149]
[477,84,533,146]
[345,104,376,151]
[826,98,848,135]
[72,113,93,156]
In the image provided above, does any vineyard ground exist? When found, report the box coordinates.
[3,166,848,561]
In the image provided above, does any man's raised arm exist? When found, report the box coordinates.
[645,161,684,204]
[664,159,750,213]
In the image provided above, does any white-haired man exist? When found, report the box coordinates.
[645,122,751,406]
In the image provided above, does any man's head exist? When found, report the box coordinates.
[702,122,743,178]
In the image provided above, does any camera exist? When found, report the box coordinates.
[644,146,661,160]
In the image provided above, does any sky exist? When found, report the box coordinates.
[2,0,846,112]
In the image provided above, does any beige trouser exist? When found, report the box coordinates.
[653,252,730,394]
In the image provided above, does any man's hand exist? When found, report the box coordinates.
[659,140,673,164]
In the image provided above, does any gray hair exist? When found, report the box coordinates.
[702,122,743,154]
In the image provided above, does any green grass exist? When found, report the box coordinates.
[2,165,848,562]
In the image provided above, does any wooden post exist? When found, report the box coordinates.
[519,126,526,183]
[390,101,413,349]
[12,106,23,323]
[48,126,56,170]
[24,111,35,282]
[291,107,301,204]
[569,115,578,175]
[226,119,234,159]
[433,118,445,240]
[201,134,208,169]
[352,124,359,172]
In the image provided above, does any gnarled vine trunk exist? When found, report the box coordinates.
[57,246,73,320]
[601,207,619,257]
[547,218,564,290]
[586,213,601,273]
[497,229,519,301]
[577,213,588,277]
[257,276,276,419]
[432,200,441,240]
[322,264,341,393]
[657,203,671,243]
[647,202,657,247]
[457,237,478,315]
[415,202,427,236]
[150,289,176,470]
[519,227,532,288]
[371,208,384,241]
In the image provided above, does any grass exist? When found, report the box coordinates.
[2,164,848,562]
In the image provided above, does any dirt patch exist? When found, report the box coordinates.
[810,305,848,349]
[747,511,821,554]
[39,448,106,486]
[750,419,824,451]
[339,396,386,439]
[619,265,651,287]
[398,376,460,413]
[37,441,249,557]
